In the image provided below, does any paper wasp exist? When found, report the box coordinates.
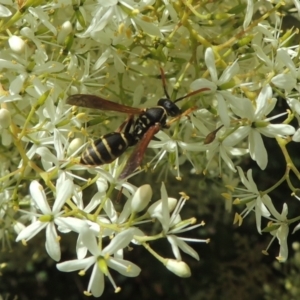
[67,68,209,178]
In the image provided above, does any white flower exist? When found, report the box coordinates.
[16,174,73,261]
[270,48,299,92]
[148,130,205,179]
[148,183,208,261]
[262,198,289,262]
[234,167,270,234]
[57,227,141,297]
[190,47,240,127]
[224,86,295,169]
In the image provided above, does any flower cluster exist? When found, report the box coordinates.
[1,0,300,297]
[16,179,206,297]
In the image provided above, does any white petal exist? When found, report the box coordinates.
[160,182,171,233]
[249,130,268,170]
[190,78,217,92]
[167,235,181,260]
[53,129,64,160]
[220,146,236,172]
[243,0,253,29]
[216,93,230,127]
[236,166,257,192]
[55,217,88,233]
[259,124,295,137]
[89,264,105,297]
[293,0,300,18]
[93,48,111,70]
[276,48,297,77]
[53,173,73,213]
[102,228,136,255]
[79,7,113,38]
[45,223,61,261]
[147,198,177,220]
[0,4,12,17]
[33,61,65,74]
[35,147,58,170]
[292,128,300,142]
[228,96,254,120]
[134,17,161,37]
[261,195,282,219]
[218,60,239,85]
[276,224,289,262]
[103,198,118,223]
[223,126,250,147]
[205,48,218,83]
[81,227,100,257]
[175,236,200,260]
[16,221,46,242]
[255,85,273,118]
[253,44,273,68]
[28,7,57,35]
[107,258,141,277]
[76,234,88,259]
[30,181,51,214]
[292,222,300,234]
[271,74,296,92]
[57,256,95,272]
[255,196,270,234]
[0,59,24,71]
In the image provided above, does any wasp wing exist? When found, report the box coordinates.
[67,94,143,115]
[119,124,161,179]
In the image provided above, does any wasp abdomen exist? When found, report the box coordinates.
[80,132,136,165]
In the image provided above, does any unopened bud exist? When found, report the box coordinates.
[8,35,26,53]
[165,259,191,278]
[67,137,83,156]
[131,184,152,213]
[57,20,73,44]
[0,108,11,128]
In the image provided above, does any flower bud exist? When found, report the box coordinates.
[165,259,191,278]
[131,184,152,213]
[57,21,73,44]
[67,137,83,156]
[0,108,11,128]
[8,35,26,53]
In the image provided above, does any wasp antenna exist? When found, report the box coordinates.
[159,67,171,100]
[174,87,210,103]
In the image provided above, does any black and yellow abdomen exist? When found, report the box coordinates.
[80,132,137,165]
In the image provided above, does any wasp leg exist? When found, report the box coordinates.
[119,123,161,179]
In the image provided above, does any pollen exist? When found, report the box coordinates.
[179,192,189,200]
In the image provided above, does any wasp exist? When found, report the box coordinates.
[67,68,209,178]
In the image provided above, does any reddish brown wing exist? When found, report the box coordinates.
[119,124,161,179]
[67,94,143,115]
